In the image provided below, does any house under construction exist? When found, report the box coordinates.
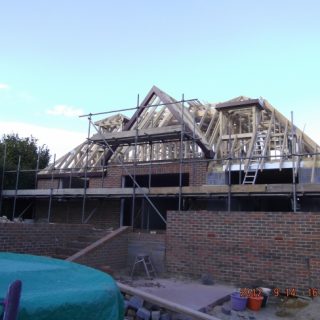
[1,86,320,230]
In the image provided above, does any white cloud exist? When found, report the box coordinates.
[46,105,83,117]
[0,121,85,159]
[0,83,10,90]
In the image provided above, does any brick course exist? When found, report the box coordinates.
[37,161,208,190]
[71,227,130,270]
[0,223,130,272]
[89,161,208,188]
[166,211,320,294]
[0,223,94,256]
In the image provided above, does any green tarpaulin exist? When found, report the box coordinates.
[0,253,124,320]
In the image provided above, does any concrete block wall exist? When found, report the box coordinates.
[166,210,320,294]
[128,232,166,274]
[0,223,94,256]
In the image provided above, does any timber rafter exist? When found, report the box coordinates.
[39,87,320,181]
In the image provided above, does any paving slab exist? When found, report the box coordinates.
[130,278,235,311]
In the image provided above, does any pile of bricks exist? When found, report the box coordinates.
[123,294,191,320]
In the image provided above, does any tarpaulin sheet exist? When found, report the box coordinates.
[0,253,124,320]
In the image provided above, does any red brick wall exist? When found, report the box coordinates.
[72,227,130,270]
[89,161,208,188]
[35,199,120,229]
[166,211,320,294]
[0,223,94,256]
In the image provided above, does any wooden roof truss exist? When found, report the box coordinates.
[40,87,319,181]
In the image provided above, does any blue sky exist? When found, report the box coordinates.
[0,0,320,158]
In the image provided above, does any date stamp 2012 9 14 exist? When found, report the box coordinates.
[240,287,319,298]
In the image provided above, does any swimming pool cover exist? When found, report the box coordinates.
[0,253,124,320]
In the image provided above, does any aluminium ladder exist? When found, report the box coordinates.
[131,254,157,279]
[242,131,266,184]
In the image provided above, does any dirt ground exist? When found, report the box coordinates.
[208,295,320,320]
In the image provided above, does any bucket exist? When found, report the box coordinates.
[230,292,248,311]
[260,288,271,307]
[247,296,263,311]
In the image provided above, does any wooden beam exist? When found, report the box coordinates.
[259,109,275,171]
[117,283,221,320]
[148,105,166,128]
[311,144,318,183]
[221,133,253,140]
[209,118,220,146]
[279,120,289,171]
[199,105,213,129]
[240,106,262,171]
[158,111,173,127]
[216,98,264,110]
[264,99,318,153]
[91,125,185,146]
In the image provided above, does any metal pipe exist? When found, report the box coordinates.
[117,282,220,320]
[148,142,153,189]
[34,147,40,189]
[88,118,167,224]
[82,115,92,223]
[192,105,196,186]
[140,198,145,229]
[48,154,56,222]
[101,147,106,188]
[147,142,153,231]
[79,98,199,118]
[120,198,125,227]
[12,155,21,219]
[131,94,139,228]
[228,119,232,212]
[9,148,320,178]
[0,143,7,215]
[69,167,73,188]
[291,111,297,212]
[18,202,33,219]
[120,176,125,227]
[179,94,184,212]
[18,150,320,176]
[239,151,242,185]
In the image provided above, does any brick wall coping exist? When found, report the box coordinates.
[67,226,131,262]
[168,210,320,215]
[0,222,93,228]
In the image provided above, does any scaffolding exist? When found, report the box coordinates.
[1,86,320,227]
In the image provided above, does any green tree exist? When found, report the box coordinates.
[0,134,50,189]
